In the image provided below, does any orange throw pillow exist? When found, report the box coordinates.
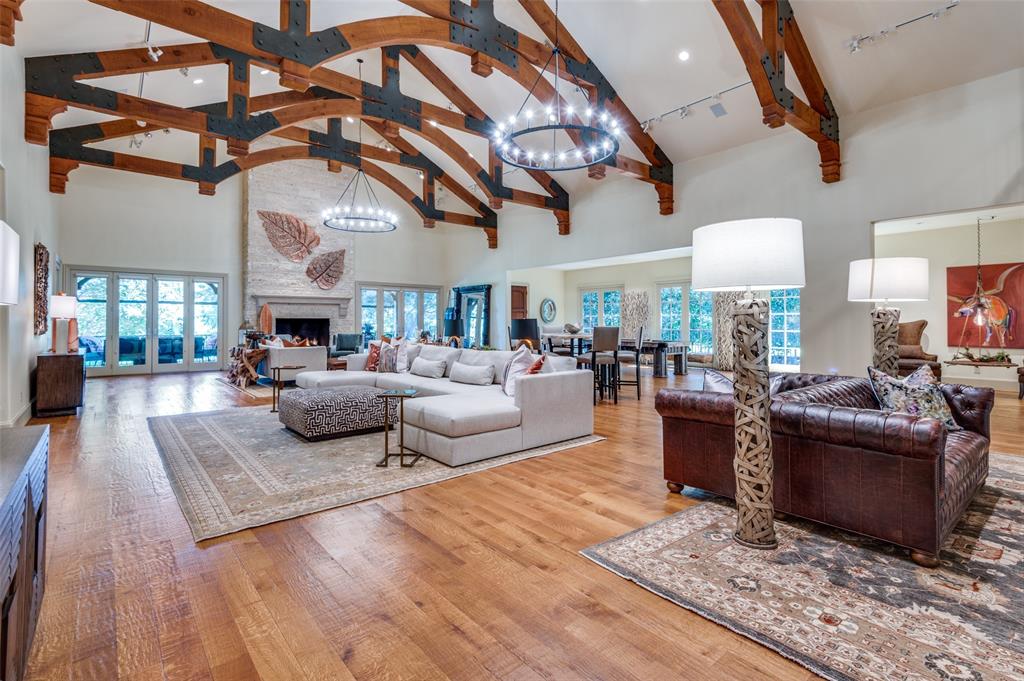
[365,343,382,371]
[526,355,546,375]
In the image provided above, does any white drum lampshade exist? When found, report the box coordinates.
[50,294,78,319]
[0,220,19,306]
[847,257,929,302]
[692,218,806,291]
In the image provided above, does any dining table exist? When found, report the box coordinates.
[542,332,592,357]
[542,332,690,378]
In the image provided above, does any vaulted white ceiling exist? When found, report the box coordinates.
[14,0,1024,206]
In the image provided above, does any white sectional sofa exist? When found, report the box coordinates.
[295,347,594,466]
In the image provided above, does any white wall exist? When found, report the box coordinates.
[876,218,1024,389]
[506,267,566,331]
[0,45,61,426]
[57,167,245,346]
[55,143,455,360]
[448,68,1024,375]
[560,257,692,335]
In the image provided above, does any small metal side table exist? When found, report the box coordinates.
[375,389,421,467]
[270,364,306,413]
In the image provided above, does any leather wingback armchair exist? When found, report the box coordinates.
[656,373,994,566]
[897,319,942,380]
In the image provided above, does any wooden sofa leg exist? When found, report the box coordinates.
[910,550,940,568]
[666,481,684,493]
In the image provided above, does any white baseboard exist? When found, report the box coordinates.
[1,401,32,428]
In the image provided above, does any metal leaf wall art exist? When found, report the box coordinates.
[258,210,320,262]
[306,249,346,290]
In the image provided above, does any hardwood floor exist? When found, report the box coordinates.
[23,371,1023,681]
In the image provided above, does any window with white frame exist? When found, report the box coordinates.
[358,284,440,345]
[687,284,714,353]
[658,284,684,341]
[579,287,622,332]
[769,288,801,367]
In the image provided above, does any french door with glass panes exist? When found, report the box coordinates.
[72,269,225,376]
[358,284,440,346]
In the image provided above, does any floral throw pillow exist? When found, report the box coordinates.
[867,365,961,430]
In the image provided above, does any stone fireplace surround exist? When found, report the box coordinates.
[250,294,352,344]
[244,151,359,342]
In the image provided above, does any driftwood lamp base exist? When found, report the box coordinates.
[731,297,777,549]
[870,306,901,376]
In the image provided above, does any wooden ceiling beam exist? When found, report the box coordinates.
[713,0,840,182]
[38,0,668,234]
[512,0,669,172]
[1,0,26,46]
[50,141,497,245]
[516,0,586,64]
[398,45,487,121]
[364,119,494,222]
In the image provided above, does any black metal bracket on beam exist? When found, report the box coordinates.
[251,1,350,67]
[448,0,518,71]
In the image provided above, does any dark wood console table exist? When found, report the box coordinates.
[33,353,84,417]
[0,425,49,681]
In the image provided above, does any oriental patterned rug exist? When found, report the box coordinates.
[149,407,602,542]
[582,453,1024,681]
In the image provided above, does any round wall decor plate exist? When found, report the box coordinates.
[539,298,557,323]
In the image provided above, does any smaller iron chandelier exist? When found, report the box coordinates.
[321,58,398,234]
[321,169,398,233]
[494,0,620,172]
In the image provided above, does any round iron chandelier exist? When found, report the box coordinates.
[321,59,398,234]
[493,0,620,171]
[321,169,399,234]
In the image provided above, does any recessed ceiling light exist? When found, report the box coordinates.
[677,50,691,62]
[192,78,204,85]
[259,69,270,75]
[346,116,355,123]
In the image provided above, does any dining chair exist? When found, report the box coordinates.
[577,326,619,404]
[616,325,643,400]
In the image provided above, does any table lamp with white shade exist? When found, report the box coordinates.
[0,220,19,306]
[49,293,78,354]
[847,257,929,376]
[692,217,805,549]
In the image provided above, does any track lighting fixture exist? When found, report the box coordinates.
[847,0,959,55]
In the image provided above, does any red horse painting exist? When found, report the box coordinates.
[947,262,1023,349]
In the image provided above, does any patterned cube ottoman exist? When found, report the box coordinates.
[278,386,398,441]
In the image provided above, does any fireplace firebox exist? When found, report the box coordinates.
[274,318,331,347]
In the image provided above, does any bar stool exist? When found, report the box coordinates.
[577,326,619,404]
[616,325,644,400]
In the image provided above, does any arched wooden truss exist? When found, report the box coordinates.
[23,0,676,248]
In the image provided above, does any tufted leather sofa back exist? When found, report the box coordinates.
[939,383,994,438]
[775,373,855,395]
[773,378,878,410]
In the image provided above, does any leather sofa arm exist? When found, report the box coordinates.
[770,401,946,460]
[655,389,733,427]
[940,383,995,438]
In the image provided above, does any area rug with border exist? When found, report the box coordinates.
[582,453,1023,681]
[149,407,602,542]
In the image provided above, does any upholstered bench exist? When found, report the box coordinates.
[278,386,396,441]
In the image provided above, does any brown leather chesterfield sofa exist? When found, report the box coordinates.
[656,373,995,566]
